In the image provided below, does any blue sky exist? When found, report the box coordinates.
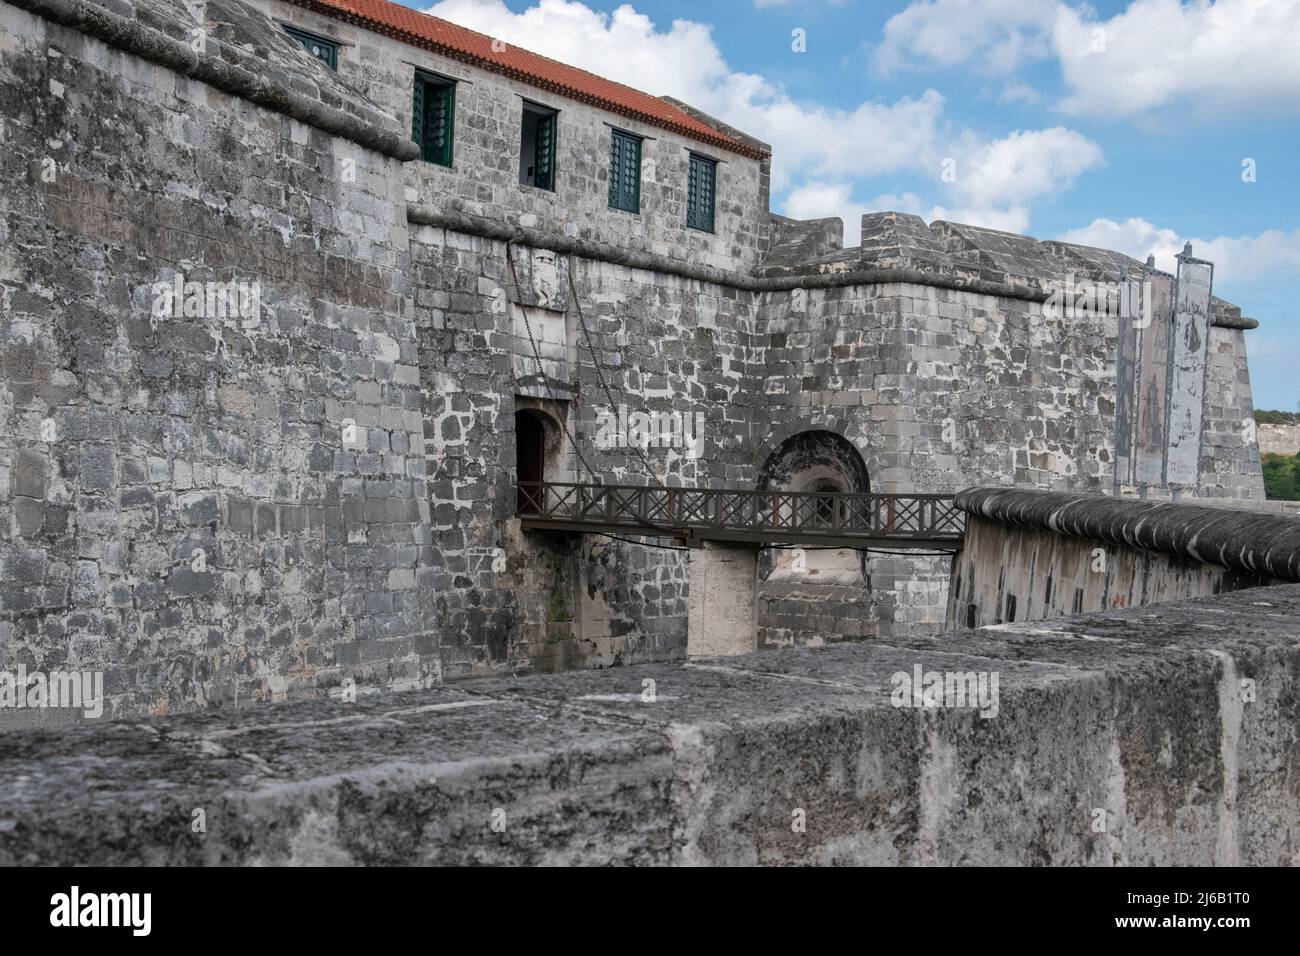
[417,0,1300,411]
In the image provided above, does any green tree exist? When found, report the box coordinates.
[1254,409,1300,425]
[1262,452,1300,500]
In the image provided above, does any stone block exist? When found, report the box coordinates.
[13,449,45,499]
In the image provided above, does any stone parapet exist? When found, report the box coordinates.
[6,0,418,160]
[2,584,1298,865]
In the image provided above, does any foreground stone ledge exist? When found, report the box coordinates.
[2,585,1299,866]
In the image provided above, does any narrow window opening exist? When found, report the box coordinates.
[687,153,716,232]
[520,102,558,191]
[609,129,642,213]
[412,72,456,167]
[516,410,548,514]
[284,26,338,70]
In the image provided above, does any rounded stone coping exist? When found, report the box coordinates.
[955,487,1300,582]
[9,0,419,162]
[1213,312,1260,330]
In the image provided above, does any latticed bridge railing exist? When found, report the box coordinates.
[516,481,964,549]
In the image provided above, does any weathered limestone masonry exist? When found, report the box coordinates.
[948,488,1300,628]
[687,542,757,658]
[0,0,431,718]
[754,216,1265,643]
[1259,423,1300,456]
[0,0,1271,718]
[248,0,775,681]
[3,582,1299,865]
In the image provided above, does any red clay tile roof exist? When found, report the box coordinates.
[283,0,769,160]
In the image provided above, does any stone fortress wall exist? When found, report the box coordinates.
[0,0,1269,720]
[255,0,776,682]
[1259,423,1300,456]
[1,0,437,719]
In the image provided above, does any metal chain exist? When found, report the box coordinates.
[505,241,600,481]
[565,261,668,489]
[506,242,679,536]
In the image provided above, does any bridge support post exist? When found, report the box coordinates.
[687,542,758,659]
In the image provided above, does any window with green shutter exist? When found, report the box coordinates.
[687,153,716,232]
[412,71,455,167]
[520,102,558,191]
[608,130,642,213]
[283,26,338,71]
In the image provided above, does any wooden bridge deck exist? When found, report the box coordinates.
[517,482,965,549]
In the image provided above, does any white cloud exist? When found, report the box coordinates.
[426,0,729,103]
[1057,217,1300,283]
[1055,0,1300,116]
[874,0,1058,74]
[782,182,860,222]
[873,0,1300,117]
[425,0,1102,238]
[929,204,1030,235]
[950,127,1102,211]
[1057,216,1180,265]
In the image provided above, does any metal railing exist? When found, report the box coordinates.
[516,481,964,547]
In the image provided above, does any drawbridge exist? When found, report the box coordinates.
[516,481,964,550]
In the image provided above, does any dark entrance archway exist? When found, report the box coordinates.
[755,430,873,622]
[516,409,549,513]
[757,429,871,496]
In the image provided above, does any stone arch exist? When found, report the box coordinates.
[756,429,871,495]
[755,428,871,587]
[514,404,565,512]
[752,429,878,650]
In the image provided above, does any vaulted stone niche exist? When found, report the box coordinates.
[756,429,871,496]
[755,431,876,648]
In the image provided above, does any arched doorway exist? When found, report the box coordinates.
[757,429,871,498]
[754,431,873,647]
[756,430,870,579]
[515,409,551,513]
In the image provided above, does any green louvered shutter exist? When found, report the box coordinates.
[411,78,425,148]
[687,154,716,232]
[426,81,453,166]
[607,133,622,208]
[534,111,556,191]
[412,73,455,167]
[609,130,641,213]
